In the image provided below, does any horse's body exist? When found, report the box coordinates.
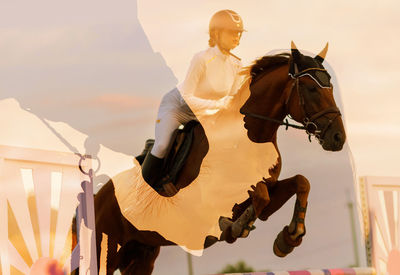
[86,43,346,274]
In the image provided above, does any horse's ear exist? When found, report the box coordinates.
[315,42,329,63]
[289,41,301,76]
[291,41,302,61]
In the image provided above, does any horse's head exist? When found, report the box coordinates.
[240,42,346,151]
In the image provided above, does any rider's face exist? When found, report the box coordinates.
[217,29,242,51]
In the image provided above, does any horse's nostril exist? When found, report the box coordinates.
[334,132,342,143]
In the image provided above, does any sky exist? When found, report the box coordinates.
[1,0,400,274]
[1,0,399,177]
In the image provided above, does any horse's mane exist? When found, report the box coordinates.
[233,52,291,109]
[244,53,291,82]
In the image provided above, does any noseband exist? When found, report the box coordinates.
[241,68,342,144]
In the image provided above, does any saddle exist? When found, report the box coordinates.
[136,120,200,192]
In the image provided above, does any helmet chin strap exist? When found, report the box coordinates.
[216,42,241,60]
[228,51,241,61]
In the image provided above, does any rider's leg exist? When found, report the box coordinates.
[142,113,181,187]
[141,89,183,187]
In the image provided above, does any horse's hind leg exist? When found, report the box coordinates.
[258,174,310,257]
[118,241,160,275]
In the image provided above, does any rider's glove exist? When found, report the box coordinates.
[216,95,233,109]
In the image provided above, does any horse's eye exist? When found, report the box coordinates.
[308,86,318,93]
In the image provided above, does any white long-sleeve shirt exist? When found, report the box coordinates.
[178,46,243,114]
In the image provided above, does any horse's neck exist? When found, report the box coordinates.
[253,67,290,142]
[232,77,251,111]
[226,69,290,143]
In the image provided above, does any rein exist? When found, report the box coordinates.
[241,68,341,143]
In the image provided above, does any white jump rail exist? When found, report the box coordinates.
[0,145,97,275]
[213,267,376,275]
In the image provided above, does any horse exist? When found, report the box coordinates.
[81,42,346,274]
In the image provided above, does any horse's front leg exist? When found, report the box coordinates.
[218,180,269,242]
[259,174,310,257]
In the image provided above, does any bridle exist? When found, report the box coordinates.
[240,67,342,144]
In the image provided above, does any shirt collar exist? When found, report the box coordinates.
[212,46,229,61]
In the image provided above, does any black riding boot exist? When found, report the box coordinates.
[141,153,164,190]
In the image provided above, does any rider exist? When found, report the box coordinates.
[141,9,245,190]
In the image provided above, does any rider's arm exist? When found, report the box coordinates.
[178,53,225,113]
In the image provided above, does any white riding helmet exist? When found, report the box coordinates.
[209,10,245,32]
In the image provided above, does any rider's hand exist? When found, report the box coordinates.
[217,95,233,109]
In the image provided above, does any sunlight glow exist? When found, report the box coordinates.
[20,169,34,196]
[379,190,392,251]
[375,218,389,259]
[0,184,10,275]
[8,240,30,274]
[51,172,62,210]
[394,191,399,247]
[379,258,387,275]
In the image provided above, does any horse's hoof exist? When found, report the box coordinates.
[240,223,256,238]
[220,226,237,244]
[273,226,303,257]
[273,229,294,257]
[204,235,218,248]
[219,217,233,231]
